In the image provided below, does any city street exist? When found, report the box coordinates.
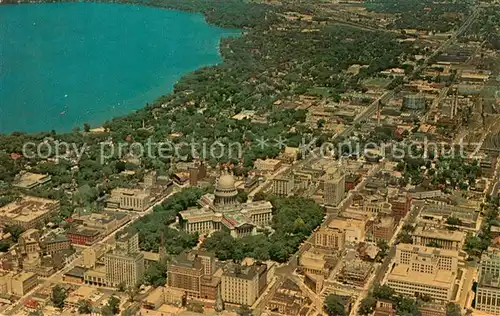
[2,188,178,315]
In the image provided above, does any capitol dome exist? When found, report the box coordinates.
[217,174,236,190]
[214,173,238,206]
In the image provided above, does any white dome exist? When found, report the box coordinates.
[217,174,236,190]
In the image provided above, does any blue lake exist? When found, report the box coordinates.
[0,3,239,133]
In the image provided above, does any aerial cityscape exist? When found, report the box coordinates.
[0,0,500,316]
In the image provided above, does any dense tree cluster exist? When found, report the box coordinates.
[202,196,324,262]
[459,6,500,50]
[464,197,499,258]
[324,294,347,316]
[394,149,481,190]
[131,187,205,252]
[364,0,471,32]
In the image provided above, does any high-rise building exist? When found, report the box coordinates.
[476,248,500,315]
[389,193,412,221]
[221,263,268,306]
[323,171,345,207]
[189,166,199,187]
[372,216,395,243]
[314,226,345,250]
[167,251,217,299]
[104,231,144,288]
[104,251,145,288]
[144,170,157,187]
[115,231,140,254]
[386,244,460,301]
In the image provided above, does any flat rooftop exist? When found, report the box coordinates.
[0,196,59,222]
[72,211,128,225]
[397,243,460,258]
[12,172,51,189]
[110,187,150,198]
[413,225,465,242]
[388,265,455,287]
[328,218,365,231]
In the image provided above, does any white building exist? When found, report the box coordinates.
[178,173,273,238]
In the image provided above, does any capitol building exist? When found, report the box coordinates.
[178,173,273,238]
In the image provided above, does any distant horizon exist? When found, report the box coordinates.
[0,2,239,134]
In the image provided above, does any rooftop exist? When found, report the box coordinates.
[12,271,36,282]
[110,187,150,199]
[328,218,365,231]
[413,225,465,242]
[64,266,88,279]
[12,172,51,189]
[67,226,100,237]
[0,196,59,223]
[72,210,128,225]
[42,233,70,244]
[397,244,460,259]
[222,263,265,280]
[389,265,455,287]
[142,251,160,262]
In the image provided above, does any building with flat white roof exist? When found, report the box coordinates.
[106,188,151,211]
[476,248,500,315]
[0,196,59,230]
[386,244,461,302]
[12,172,51,189]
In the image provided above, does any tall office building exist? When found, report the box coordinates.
[221,263,268,306]
[476,248,500,315]
[104,232,144,288]
[323,170,345,207]
[314,226,345,250]
[167,251,218,300]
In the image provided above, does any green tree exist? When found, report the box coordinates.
[27,310,43,316]
[373,284,395,300]
[236,304,253,316]
[397,231,413,244]
[0,241,10,252]
[117,282,126,292]
[101,295,120,316]
[83,123,91,133]
[236,190,248,203]
[77,299,92,314]
[187,302,204,313]
[324,294,346,316]
[144,258,168,286]
[446,217,462,227]
[253,191,267,201]
[4,224,25,242]
[446,302,461,316]
[126,284,140,302]
[359,296,377,315]
[396,296,420,316]
[51,285,67,309]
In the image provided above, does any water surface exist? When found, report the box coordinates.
[0,3,238,133]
